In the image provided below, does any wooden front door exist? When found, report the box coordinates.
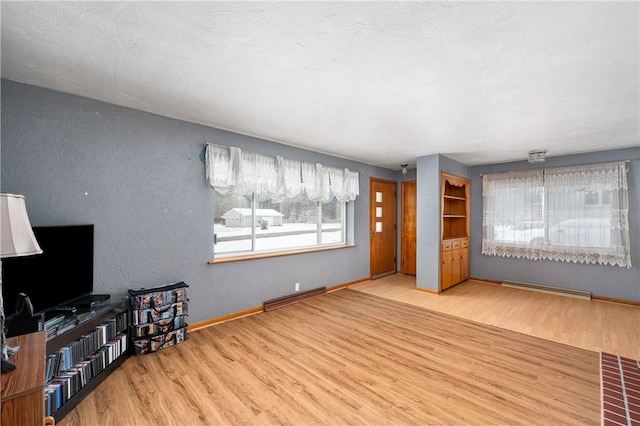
[401,181,417,275]
[370,178,397,279]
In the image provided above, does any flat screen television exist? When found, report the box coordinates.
[1,224,94,315]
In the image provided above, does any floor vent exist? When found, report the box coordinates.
[501,280,591,300]
[264,287,327,311]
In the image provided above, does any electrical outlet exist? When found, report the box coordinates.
[295,282,300,292]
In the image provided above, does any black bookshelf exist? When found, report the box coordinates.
[49,355,127,422]
[44,298,129,423]
[45,299,127,352]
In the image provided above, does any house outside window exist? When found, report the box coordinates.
[213,190,346,255]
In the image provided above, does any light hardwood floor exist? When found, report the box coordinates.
[60,286,604,426]
[350,275,640,360]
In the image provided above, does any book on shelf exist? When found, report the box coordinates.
[45,314,67,330]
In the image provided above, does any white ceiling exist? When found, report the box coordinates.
[1,2,639,170]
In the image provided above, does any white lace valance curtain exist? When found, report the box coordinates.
[482,161,631,268]
[205,144,359,203]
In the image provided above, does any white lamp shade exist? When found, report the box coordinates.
[0,193,43,258]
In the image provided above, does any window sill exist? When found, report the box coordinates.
[209,243,357,264]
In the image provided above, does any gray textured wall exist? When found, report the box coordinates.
[3,78,638,318]
[416,154,440,291]
[470,148,640,301]
[1,79,394,323]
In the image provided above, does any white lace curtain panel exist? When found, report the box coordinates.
[482,161,631,268]
[205,144,360,203]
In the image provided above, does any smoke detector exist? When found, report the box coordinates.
[528,150,546,164]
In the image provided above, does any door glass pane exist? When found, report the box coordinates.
[376,207,383,217]
[376,222,383,233]
[376,192,383,203]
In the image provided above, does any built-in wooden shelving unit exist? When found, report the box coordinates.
[440,173,470,290]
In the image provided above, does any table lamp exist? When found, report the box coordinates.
[1,193,42,373]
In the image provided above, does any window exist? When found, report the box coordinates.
[214,190,346,255]
[482,162,631,267]
[321,198,344,244]
[206,144,358,257]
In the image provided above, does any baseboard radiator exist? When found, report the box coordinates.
[501,280,591,300]
[263,287,327,311]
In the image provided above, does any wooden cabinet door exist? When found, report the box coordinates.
[451,248,462,285]
[460,247,469,281]
[441,251,452,290]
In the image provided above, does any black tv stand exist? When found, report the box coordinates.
[71,293,110,308]
[45,298,128,423]
[46,306,77,318]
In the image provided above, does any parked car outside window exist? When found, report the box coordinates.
[494,218,612,248]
